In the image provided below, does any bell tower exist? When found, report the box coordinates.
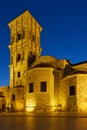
[8,10,42,88]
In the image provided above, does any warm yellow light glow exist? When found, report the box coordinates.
[50,97,67,112]
[50,99,58,111]
[78,101,87,112]
[26,106,35,112]
[26,102,36,112]
[50,99,55,106]
[16,101,24,111]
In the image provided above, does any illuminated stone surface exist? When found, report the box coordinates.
[1,10,87,112]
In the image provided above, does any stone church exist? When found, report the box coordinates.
[0,10,87,112]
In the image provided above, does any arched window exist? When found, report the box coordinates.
[17,54,21,62]
[69,86,75,96]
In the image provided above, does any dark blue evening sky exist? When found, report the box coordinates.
[0,0,87,86]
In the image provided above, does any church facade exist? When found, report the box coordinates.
[0,10,87,112]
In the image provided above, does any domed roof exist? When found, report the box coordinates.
[30,56,60,69]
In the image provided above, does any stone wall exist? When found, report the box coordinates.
[24,67,55,112]
[10,86,24,112]
[77,74,87,112]
[0,86,10,111]
[53,69,61,109]
[59,75,77,111]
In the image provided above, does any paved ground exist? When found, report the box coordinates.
[1,112,87,118]
[1,113,87,130]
